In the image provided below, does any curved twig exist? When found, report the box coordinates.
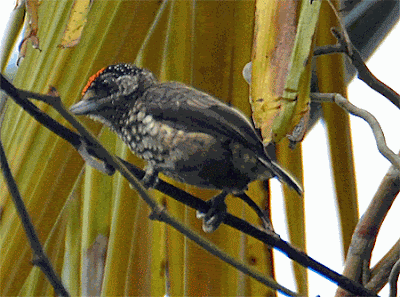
[313,27,400,110]
[0,124,69,296]
[311,92,400,171]
[367,238,400,292]
[389,257,400,297]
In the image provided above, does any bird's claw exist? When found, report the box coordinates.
[141,171,160,189]
[196,193,228,233]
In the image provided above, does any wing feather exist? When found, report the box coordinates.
[142,82,265,154]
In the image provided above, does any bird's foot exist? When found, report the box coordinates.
[234,193,274,231]
[141,167,160,189]
[196,192,228,233]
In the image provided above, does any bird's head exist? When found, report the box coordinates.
[70,64,156,122]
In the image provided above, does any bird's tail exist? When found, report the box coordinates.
[258,156,303,195]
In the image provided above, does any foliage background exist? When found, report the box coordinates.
[0,1,399,296]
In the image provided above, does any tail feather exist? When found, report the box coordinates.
[258,157,303,195]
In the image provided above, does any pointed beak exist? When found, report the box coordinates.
[70,90,99,115]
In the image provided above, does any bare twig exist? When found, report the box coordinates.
[340,160,400,296]
[325,0,353,56]
[389,257,400,297]
[367,239,400,292]
[338,164,400,297]
[0,75,80,146]
[121,158,377,295]
[312,7,400,295]
[0,123,69,296]
[311,93,400,171]
[314,28,400,109]
[334,28,400,109]
[313,42,345,56]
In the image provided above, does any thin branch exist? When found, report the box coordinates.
[0,76,80,146]
[367,239,400,292]
[310,93,400,171]
[312,8,400,294]
[333,27,400,109]
[313,42,345,56]
[325,0,353,56]
[329,147,400,295]
[389,257,400,297]
[0,127,69,296]
[313,27,400,109]
[102,159,376,295]
[6,86,115,175]
[0,74,377,296]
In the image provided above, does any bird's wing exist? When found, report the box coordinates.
[142,82,303,195]
[258,157,303,195]
[142,82,265,154]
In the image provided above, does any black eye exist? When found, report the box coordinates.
[103,78,119,91]
[94,77,119,97]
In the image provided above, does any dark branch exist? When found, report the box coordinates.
[314,27,400,109]
[0,135,69,296]
[313,43,346,56]
[0,75,80,146]
[119,159,376,296]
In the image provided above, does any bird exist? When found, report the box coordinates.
[70,63,302,232]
